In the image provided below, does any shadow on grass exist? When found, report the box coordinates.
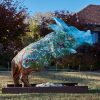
[89,89,100,93]
[80,72,100,77]
[31,71,100,85]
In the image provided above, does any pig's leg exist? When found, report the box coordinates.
[11,60,20,87]
[20,67,33,87]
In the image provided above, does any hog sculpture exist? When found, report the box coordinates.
[11,17,93,87]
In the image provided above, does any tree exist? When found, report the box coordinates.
[21,18,41,46]
[0,0,29,67]
[32,12,54,36]
[0,0,29,52]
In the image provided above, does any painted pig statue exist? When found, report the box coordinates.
[11,17,93,87]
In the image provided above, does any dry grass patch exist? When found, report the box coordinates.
[0,71,100,100]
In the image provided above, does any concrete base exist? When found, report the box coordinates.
[2,83,88,94]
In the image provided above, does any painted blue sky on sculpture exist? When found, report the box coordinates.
[14,17,93,69]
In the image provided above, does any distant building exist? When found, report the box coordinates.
[72,5,100,44]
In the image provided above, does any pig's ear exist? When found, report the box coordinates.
[84,30,93,45]
[48,24,62,32]
[52,17,69,30]
[87,30,91,33]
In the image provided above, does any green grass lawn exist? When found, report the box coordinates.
[0,71,100,100]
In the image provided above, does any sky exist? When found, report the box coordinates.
[20,0,100,15]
